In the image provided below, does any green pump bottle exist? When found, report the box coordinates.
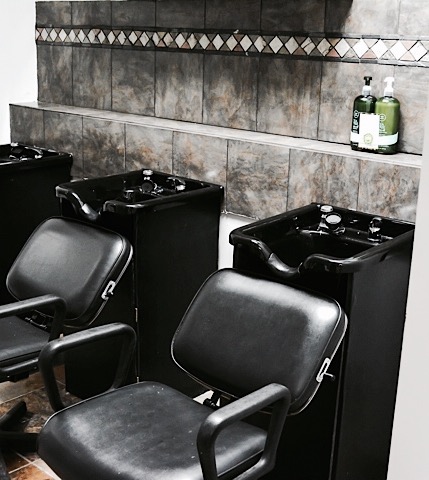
[350,76,377,151]
[375,77,400,154]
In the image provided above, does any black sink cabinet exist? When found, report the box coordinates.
[0,143,72,304]
[230,203,415,480]
[56,170,224,397]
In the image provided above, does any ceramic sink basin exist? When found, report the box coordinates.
[229,203,414,277]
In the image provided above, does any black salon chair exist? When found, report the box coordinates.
[37,268,347,480]
[0,216,132,452]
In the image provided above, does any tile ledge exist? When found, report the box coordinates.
[12,102,422,168]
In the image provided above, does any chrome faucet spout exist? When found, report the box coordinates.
[318,205,345,235]
[368,217,382,242]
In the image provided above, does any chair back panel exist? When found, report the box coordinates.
[172,269,346,414]
[6,217,132,327]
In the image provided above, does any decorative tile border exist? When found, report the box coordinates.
[36,27,429,66]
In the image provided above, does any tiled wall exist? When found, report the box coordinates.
[10,0,425,222]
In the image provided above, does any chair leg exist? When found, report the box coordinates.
[0,401,37,452]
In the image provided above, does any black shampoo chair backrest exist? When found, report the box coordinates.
[6,217,132,328]
[172,269,347,414]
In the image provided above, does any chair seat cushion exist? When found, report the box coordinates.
[38,382,267,480]
[0,316,49,369]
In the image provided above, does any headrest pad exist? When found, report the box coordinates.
[7,217,132,327]
[173,269,347,413]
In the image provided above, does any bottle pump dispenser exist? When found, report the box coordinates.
[375,77,400,154]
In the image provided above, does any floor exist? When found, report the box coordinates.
[0,370,75,479]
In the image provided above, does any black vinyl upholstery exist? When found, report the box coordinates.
[173,269,347,414]
[38,269,347,480]
[7,217,132,327]
[0,217,132,452]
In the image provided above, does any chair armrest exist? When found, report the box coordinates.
[197,383,291,480]
[38,322,136,412]
[0,294,66,340]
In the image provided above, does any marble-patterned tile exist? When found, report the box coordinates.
[156,0,204,28]
[261,0,326,32]
[37,45,73,105]
[287,149,359,211]
[44,111,84,179]
[257,58,321,139]
[227,140,289,219]
[357,160,420,222]
[73,47,112,110]
[203,55,258,131]
[71,1,111,26]
[318,62,394,145]
[398,0,429,36]
[325,0,400,35]
[125,124,173,173]
[112,0,156,27]
[36,1,72,26]
[172,131,227,187]
[206,0,261,30]
[3,449,30,473]
[155,52,203,123]
[83,118,125,178]
[9,106,45,147]
[32,459,61,480]
[0,374,44,404]
[394,65,429,155]
[112,49,155,116]
[10,463,57,480]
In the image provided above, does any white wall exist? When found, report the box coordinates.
[218,213,252,268]
[2,1,429,478]
[0,0,37,143]
[387,95,429,480]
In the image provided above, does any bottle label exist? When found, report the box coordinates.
[378,133,398,146]
[350,113,380,150]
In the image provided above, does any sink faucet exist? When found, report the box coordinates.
[368,217,382,242]
[318,205,345,235]
[141,169,157,193]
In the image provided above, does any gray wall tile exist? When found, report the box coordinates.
[83,118,125,178]
[203,55,258,130]
[257,58,322,139]
[156,0,204,28]
[358,160,419,221]
[44,111,83,178]
[206,0,261,30]
[10,106,45,147]
[398,0,429,36]
[325,0,400,35]
[37,45,73,105]
[112,49,155,115]
[36,1,72,26]
[394,66,429,155]
[155,52,203,123]
[318,62,394,145]
[72,1,112,26]
[112,1,155,27]
[287,149,359,210]
[125,124,173,173]
[261,0,326,32]
[73,47,112,110]
[227,140,289,219]
[172,131,227,187]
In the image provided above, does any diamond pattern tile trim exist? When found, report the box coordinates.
[35,27,429,66]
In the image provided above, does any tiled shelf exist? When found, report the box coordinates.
[10,101,421,223]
